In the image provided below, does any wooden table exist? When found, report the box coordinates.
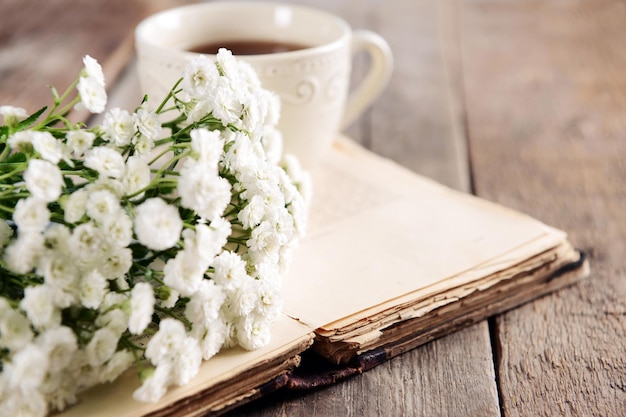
[2,1,625,416]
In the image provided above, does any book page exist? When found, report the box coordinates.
[282,137,566,329]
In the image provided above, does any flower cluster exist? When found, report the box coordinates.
[0,51,310,416]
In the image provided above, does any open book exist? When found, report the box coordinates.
[56,137,588,417]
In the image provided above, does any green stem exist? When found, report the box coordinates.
[155,78,183,114]
[154,304,192,329]
[0,165,26,181]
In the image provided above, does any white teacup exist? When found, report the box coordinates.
[135,2,393,168]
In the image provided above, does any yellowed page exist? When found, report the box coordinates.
[283,137,566,329]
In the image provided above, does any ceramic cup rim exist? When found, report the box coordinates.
[135,1,352,62]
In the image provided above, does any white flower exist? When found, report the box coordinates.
[159,286,179,309]
[256,279,282,322]
[182,55,219,98]
[37,252,80,291]
[102,107,135,146]
[145,318,186,365]
[190,128,223,167]
[194,220,230,263]
[134,105,161,141]
[63,188,88,223]
[236,314,271,351]
[24,158,64,202]
[79,269,108,309]
[179,160,231,220]
[77,75,107,114]
[40,367,80,412]
[274,208,295,245]
[5,344,48,390]
[115,275,130,291]
[0,105,27,126]
[95,308,128,337]
[20,285,62,330]
[84,146,126,178]
[171,336,202,385]
[132,134,155,155]
[101,211,132,248]
[43,223,71,254]
[212,251,247,289]
[13,197,50,233]
[7,130,34,152]
[184,280,225,325]
[185,98,212,124]
[3,231,44,274]
[247,220,280,257]
[99,349,134,383]
[209,77,244,126]
[241,94,262,135]
[225,278,259,318]
[163,250,205,297]
[3,388,48,417]
[66,129,96,156]
[132,363,172,403]
[261,126,283,165]
[83,55,105,86]
[239,164,280,199]
[134,198,182,251]
[85,189,120,223]
[0,308,33,350]
[99,247,132,279]
[122,156,151,200]
[215,48,241,82]
[282,154,313,204]
[129,282,155,335]
[179,224,220,270]
[88,176,125,198]
[191,316,228,360]
[69,222,104,268]
[238,194,265,229]
[263,89,281,127]
[222,131,255,171]
[100,292,128,311]
[37,326,78,373]
[86,327,118,367]
[32,131,65,164]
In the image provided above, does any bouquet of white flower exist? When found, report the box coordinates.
[0,50,310,417]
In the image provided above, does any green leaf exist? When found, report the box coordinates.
[16,106,47,130]
[0,126,8,142]
[4,152,26,164]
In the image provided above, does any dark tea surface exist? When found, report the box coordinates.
[189,40,309,55]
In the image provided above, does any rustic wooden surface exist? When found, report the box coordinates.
[1,0,624,416]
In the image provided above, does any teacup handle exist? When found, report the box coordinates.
[341,30,394,129]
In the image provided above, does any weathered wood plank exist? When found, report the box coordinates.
[0,0,194,114]
[457,0,626,415]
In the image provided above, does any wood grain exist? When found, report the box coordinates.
[457,0,626,415]
[0,0,195,114]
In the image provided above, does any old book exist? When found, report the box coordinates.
[56,136,588,417]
